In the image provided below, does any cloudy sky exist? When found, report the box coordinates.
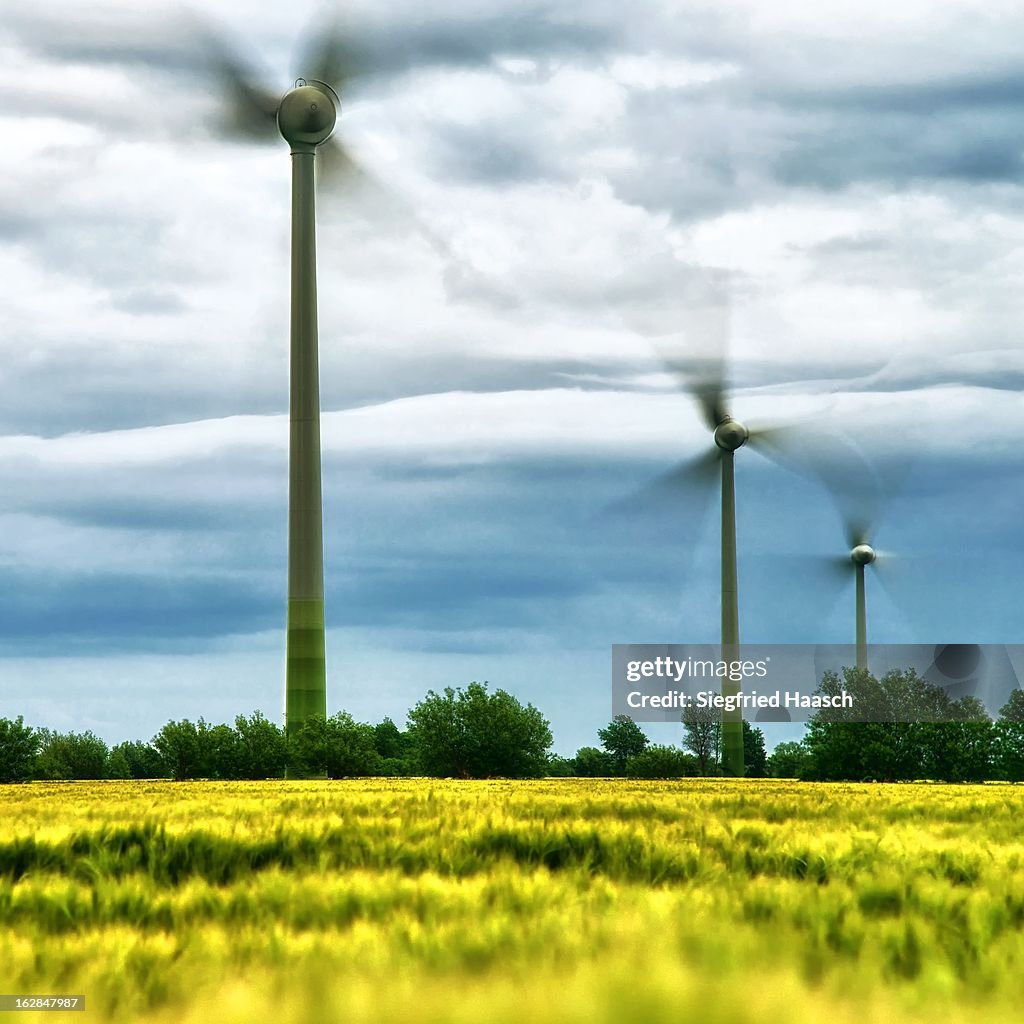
[1,0,1022,756]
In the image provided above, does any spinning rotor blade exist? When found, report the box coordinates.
[317,137,369,187]
[689,362,729,432]
[184,10,457,262]
[803,552,856,614]
[844,515,873,552]
[622,263,731,430]
[192,21,280,142]
[744,418,815,465]
[601,449,720,527]
[317,141,458,264]
[651,351,728,431]
[296,16,362,95]
[748,421,892,550]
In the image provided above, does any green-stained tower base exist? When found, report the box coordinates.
[285,597,327,780]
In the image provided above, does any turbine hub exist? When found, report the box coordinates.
[277,83,338,148]
[851,543,876,566]
[713,417,748,452]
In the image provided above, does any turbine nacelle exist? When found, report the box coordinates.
[277,81,339,149]
[851,543,876,566]
[713,417,749,452]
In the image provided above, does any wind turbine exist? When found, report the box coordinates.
[180,16,490,772]
[811,462,907,673]
[195,22,362,770]
[622,273,809,777]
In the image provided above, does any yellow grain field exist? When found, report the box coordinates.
[2,779,1024,1022]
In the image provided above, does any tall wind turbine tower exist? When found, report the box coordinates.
[193,14,457,770]
[277,81,339,750]
[195,23,354,765]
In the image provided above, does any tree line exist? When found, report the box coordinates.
[783,667,1024,783]
[0,682,552,783]
[2,669,1023,782]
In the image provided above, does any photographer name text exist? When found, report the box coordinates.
[625,689,853,711]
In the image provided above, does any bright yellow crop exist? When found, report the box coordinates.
[2,779,1024,1022]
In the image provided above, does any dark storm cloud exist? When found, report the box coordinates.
[10,0,1024,206]
[604,67,1024,221]
[0,570,279,647]
[0,349,256,437]
[758,69,1024,189]
[4,1,623,89]
[2,4,203,71]
[0,350,644,437]
[0,445,653,653]
[768,108,1024,190]
[773,70,1024,115]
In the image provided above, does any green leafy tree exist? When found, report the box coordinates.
[202,722,241,779]
[0,717,40,783]
[920,697,992,782]
[111,740,164,779]
[373,717,405,759]
[767,741,809,778]
[289,712,381,778]
[373,717,417,776]
[743,721,768,778]
[105,747,132,779]
[1000,690,1024,722]
[35,730,109,780]
[994,690,1024,781]
[544,754,576,777]
[625,744,696,779]
[681,704,720,775]
[597,715,648,775]
[802,667,984,782]
[408,682,553,778]
[572,746,616,777]
[152,719,204,781]
[234,712,287,779]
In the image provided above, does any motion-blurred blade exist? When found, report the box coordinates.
[317,137,367,187]
[653,349,728,430]
[692,366,729,432]
[780,552,853,589]
[623,264,730,430]
[752,423,889,550]
[749,550,852,636]
[655,301,730,428]
[844,515,872,551]
[317,140,457,265]
[872,550,917,597]
[601,449,721,524]
[811,554,855,624]
[745,419,810,463]
[296,16,362,94]
[868,550,928,639]
[192,20,279,142]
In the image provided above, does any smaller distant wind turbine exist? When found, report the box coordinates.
[801,441,910,672]
[834,521,891,672]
